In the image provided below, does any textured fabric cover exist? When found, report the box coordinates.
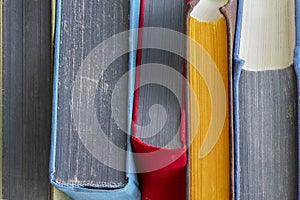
[131,136,187,200]
[234,0,299,199]
[49,0,141,199]
[131,0,187,199]
[2,0,51,199]
[185,0,237,199]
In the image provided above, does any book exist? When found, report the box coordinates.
[50,1,70,199]
[187,0,236,199]
[131,0,188,199]
[234,0,298,199]
[49,0,141,199]
[2,0,52,199]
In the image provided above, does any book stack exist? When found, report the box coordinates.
[1,0,300,199]
[48,0,300,199]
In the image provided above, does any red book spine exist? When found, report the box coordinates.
[131,0,187,199]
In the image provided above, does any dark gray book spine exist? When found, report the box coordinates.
[52,0,130,189]
[136,0,186,148]
[237,67,298,199]
[3,0,52,199]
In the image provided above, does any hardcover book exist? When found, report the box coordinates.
[49,0,141,199]
[131,0,187,199]
[187,0,236,199]
[2,0,52,199]
[234,0,298,199]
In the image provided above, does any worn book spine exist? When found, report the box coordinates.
[234,0,298,199]
[237,67,297,199]
[2,0,52,199]
[49,0,141,199]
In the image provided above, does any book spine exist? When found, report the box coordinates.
[49,0,141,199]
[219,1,237,198]
[3,0,52,199]
[188,16,230,200]
[234,0,298,199]
[131,0,187,199]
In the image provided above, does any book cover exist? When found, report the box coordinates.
[2,0,52,199]
[49,0,141,199]
[186,0,236,199]
[188,1,229,199]
[234,0,298,199]
[187,0,237,199]
[131,0,187,199]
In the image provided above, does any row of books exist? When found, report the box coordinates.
[1,0,299,199]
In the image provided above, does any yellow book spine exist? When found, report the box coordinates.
[189,16,230,199]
